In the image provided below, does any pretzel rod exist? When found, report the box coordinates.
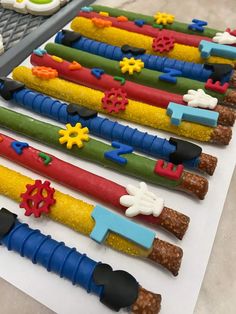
[45,43,236,108]
[71,17,235,66]
[0,209,162,313]
[79,11,211,48]
[90,5,222,38]
[0,133,190,239]
[0,78,217,175]
[31,52,184,108]
[55,31,236,85]
[0,105,209,199]
[0,165,183,275]
[31,52,235,127]
[13,66,232,146]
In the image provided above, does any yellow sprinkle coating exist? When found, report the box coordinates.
[71,17,235,66]
[0,164,150,257]
[13,66,213,142]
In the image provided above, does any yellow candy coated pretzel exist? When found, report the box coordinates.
[13,66,213,142]
[0,164,150,257]
[71,17,235,66]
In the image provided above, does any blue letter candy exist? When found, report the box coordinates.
[167,102,219,127]
[90,205,156,249]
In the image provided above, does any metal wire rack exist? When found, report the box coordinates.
[0,8,47,52]
[0,0,92,75]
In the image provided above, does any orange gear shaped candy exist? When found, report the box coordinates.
[69,61,82,70]
[102,88,129,113]
[58,123,90,149]
[92,17,112,28]
[117,16,128,22]
[20,180,55,218]
[32,66,58,79]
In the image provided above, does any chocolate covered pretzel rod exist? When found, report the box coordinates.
[0,208,161,313]
[13,66,232,146]
[45,43,236,109]
[55,30,236,86]
[0,165,183,275]
[78,10,236,63]
[71,16,236,66]
[0,106,208,199]
[78,11,213,48]
[90,5,233,39]
[30,51,235,127]
[0,133,190,239]
[0,77,217,175]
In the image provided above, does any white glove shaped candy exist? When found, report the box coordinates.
[213,31,236,45]
[120,182,164,218]
[183,89,218,109]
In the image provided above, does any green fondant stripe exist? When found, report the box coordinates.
[91,5,220,38]
[45,43,225,100]
[0,106,182,188]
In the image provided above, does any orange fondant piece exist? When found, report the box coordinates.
[32,66,58,79]
[117,15,128,22]
[92,17,112,28]
[68,61,82,70]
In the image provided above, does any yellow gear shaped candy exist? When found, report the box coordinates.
[120,57,144,75]
[154,12,175,25]
[59,123,89,149]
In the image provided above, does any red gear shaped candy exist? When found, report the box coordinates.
[20,180,56,218]
[102,88,129,113]
[152,32,175,53]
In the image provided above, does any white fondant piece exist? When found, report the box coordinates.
[0,34,4,55]
[0,0,69,16]
[120,182,164,217]
[183,89,218,109]
[212,31,236,45]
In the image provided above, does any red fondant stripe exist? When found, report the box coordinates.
[31,53,185,108]
[0,133,161,224]
[79,11,212,47]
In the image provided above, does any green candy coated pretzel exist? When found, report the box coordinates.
[91,5,220,38]
[45,43,225,100]
[0,106,183,189]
